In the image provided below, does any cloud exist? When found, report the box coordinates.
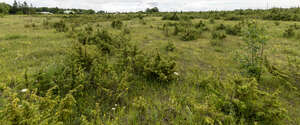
[1,0,299,12]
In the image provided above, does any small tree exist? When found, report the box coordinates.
[239,21,268,81]
[145,7,159,13]
[0,2,11,15]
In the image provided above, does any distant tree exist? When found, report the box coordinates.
[0,2,11,14]
[97,10,105,14]
[48,7,59,14]
[85,9,95,14]
[10,0,18,14]
[21,1,29,14]
[145,7,159,13]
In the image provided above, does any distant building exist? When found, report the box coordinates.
[38,12,53,15]
[64,10,75,14]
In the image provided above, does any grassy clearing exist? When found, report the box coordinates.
[0,14,299,124]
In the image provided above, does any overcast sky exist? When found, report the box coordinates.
[1,0,300,12]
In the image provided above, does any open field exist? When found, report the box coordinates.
[0,13,300,124]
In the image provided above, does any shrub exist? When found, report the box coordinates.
[162,13,180,21]
[180,29,198,41]
[225,24,242,36]
[173,25,180,35]
[239,21,268,80]
[24,23,36,28]
[166,41,175,52]
[42,19,50,28]
[215,23,226,30]
[210,31,226,46]
[139,19,146,25]
[208,76,287,124]
[209,18,215,24]
[283,26,295,38]
[211,31,226,40]
[122,27,131,34]
[224,15,242,21]
[111,20,123,29]
[195,20,209,31]
[274,21,280,26]
[53,20,68,32]
[292,23,300,30]
[296,31,300,39]
[163,24,171,37]
[143,51,177,82]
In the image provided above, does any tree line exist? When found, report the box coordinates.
[0,1,161,15]
[0,0,98,14]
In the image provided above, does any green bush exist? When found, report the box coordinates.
[239,21,268,80]
[283,26,295,38]
[111,20,123,29]
[180,28,199,41]
[122,27,131,34]
[24,23,36,28]
[143,51,177,82]
[162,13,180,21]
[195,20,209,31]
[42,19,50,28]
[211,31,227,40]
[173,25,180,35]
[225,24,242,36]
[166,41,175,52]
[196,75,288,124]
[215,23,226,30]
[210,31,226,46]
[53,20,68,32]
[209,18,215,24]
[274,21,280,26]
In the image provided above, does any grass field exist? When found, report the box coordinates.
[0,14,300,124]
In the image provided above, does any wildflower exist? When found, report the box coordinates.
[112,108,116,111]
[115,104,118,107]
[21,89,28,93]
[174,72,179,76]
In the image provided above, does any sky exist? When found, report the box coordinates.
[1,0,300,12]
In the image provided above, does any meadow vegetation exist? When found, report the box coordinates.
[0,6,300,125]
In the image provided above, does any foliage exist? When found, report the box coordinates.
[145,7,159,13]
[0,2,11,14]
[180,28,199,41]
[192,74,288,125]
[215,23,226,30]
[274,21,280,26]
[111,20,123,29]
[162,13,180,21]
[209,18,215,24]
[1,8,299,125]
[210,31,226,46]
[225,24,242,36]
[142,51,177,82]
[283,26,295,38]
[53,20,68,32]
[195,20,209,31]
[166,41,175,52]
[238,21,268,80]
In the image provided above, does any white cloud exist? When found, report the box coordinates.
[1,0,299,12]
